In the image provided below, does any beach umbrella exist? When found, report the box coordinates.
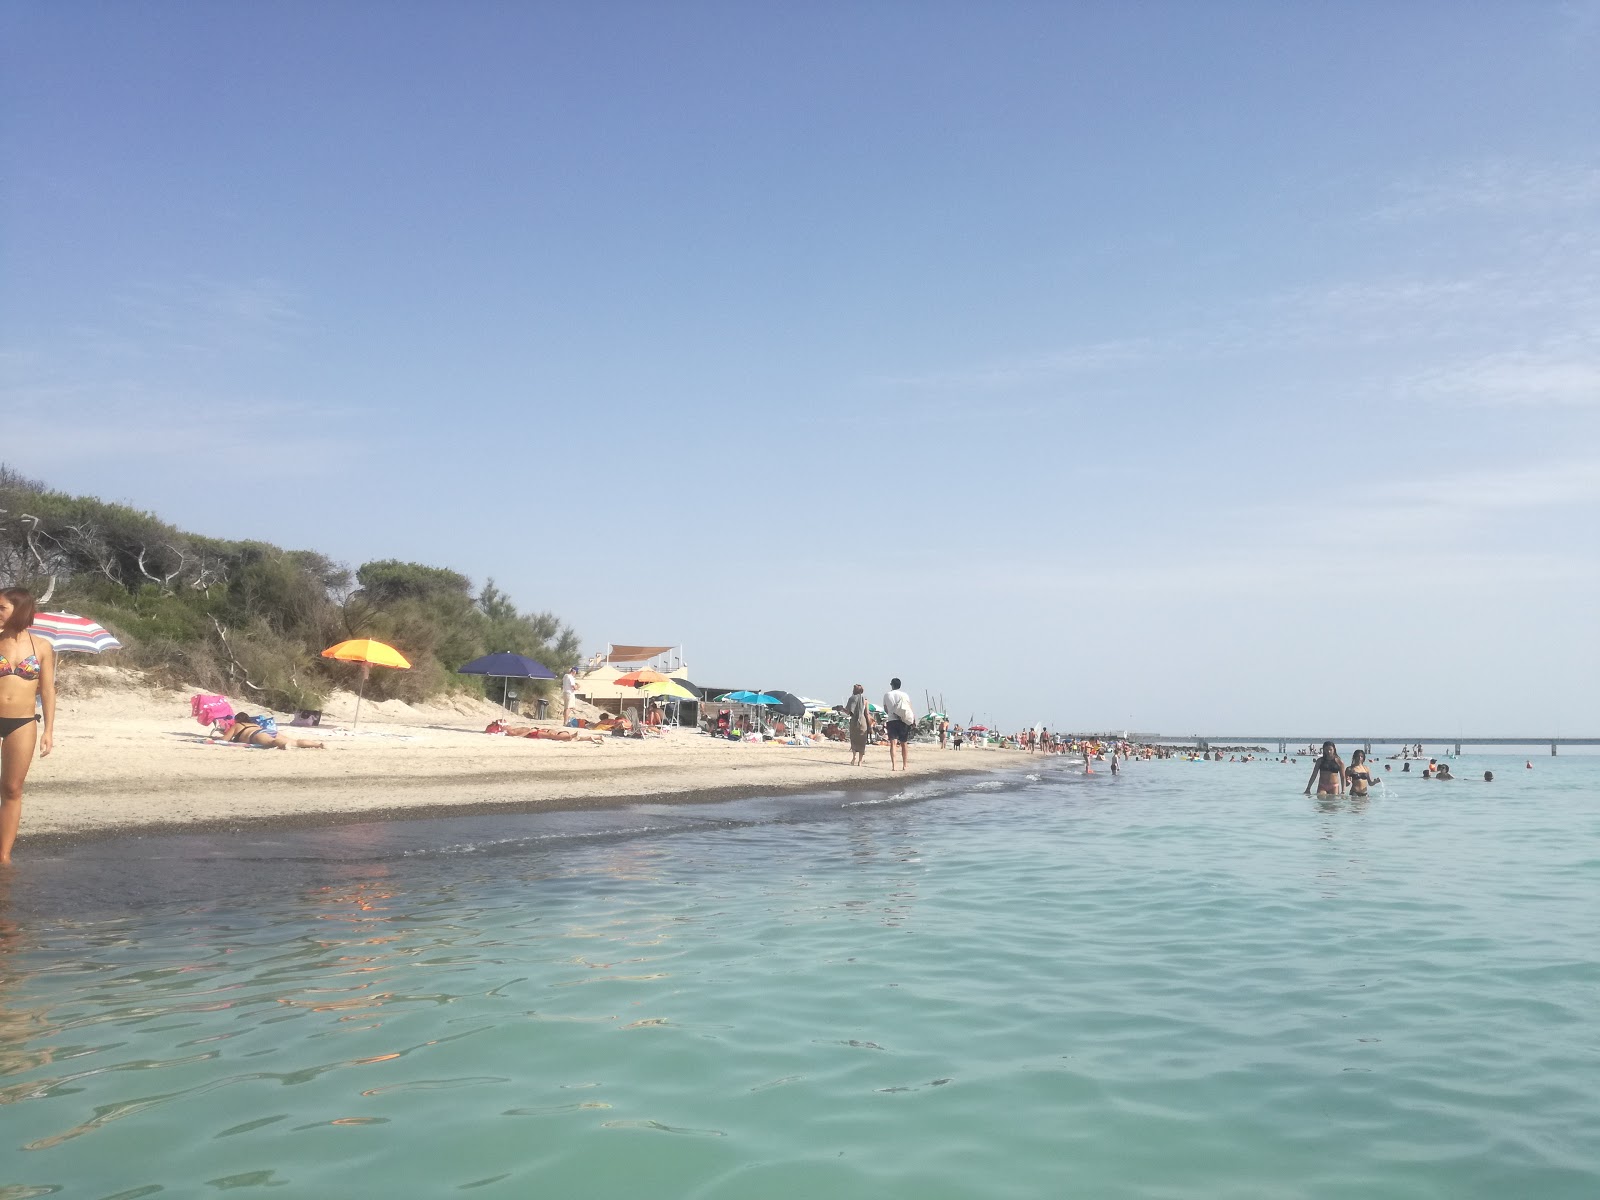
[615,668,673,688]
[638,678,698,702]
[968,724,988,732]
[718,690,782,706]
[715,689,781,736]
[321,638,412,730]
[457,650,557,709]
[758,690,806,717]
[29,611,122,654]
[630,679,700,730]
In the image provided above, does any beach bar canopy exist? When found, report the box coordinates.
[605,644,677,664]
[457,651,557,709]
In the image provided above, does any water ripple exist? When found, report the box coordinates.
[1,759,1597,1196]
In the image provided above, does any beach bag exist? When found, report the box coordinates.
[252,715,279,736]
[192,694,233,727]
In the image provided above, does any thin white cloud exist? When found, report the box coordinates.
[869,339,1154,392]
[1379,457,1600,513]
[114,276,305,357]
[1399,348,1600,407]
[1238,457,1600,557]
[0,274,378,480]
[1560,0,1600,40]
[1376,161,1600,222]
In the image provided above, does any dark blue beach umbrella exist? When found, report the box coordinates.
[457,651,557,709]
[758,690,807,717]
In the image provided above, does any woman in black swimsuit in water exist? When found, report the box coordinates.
[1344,749,1376,796]
[0,588,56,865]
[1304,741,1344,797]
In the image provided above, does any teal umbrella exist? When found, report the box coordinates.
[718,690,782,706]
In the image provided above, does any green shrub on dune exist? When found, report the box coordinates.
[0,466,579,713]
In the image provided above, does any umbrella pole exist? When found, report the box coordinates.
[354,663,370,731]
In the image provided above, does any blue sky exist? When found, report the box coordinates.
[4,1,1597,734]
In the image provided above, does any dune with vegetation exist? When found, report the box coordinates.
[0,466,579,713]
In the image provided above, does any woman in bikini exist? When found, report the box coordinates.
[219,713,324,750]
[1303,741,1344,797]
[0,588,55,865]
[1344,749,1376,796]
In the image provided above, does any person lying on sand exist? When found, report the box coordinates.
[216,714,325,750]
[596,715,660,738]
[486,720,604,744]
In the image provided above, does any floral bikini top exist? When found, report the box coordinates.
[0,634,42,681]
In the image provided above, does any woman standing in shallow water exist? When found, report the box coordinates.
[1304,741,1344,797]
[1344,749,1376,796]
[0,589,55,865]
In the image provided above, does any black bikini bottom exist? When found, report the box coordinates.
[0,714,40,738]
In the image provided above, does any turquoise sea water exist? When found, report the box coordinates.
[2,754,1598,1198]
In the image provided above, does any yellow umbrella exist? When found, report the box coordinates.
[638,678,697,702]
[321,638,412,729]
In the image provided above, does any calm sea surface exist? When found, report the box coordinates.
[2,753,1597,1198]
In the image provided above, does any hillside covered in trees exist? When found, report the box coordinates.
[0,466,580,712]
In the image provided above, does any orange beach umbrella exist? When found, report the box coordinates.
[321,638,411,729]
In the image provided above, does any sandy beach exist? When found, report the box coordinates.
[22,668,1016,843]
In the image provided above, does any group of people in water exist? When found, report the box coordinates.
[1302,742,1498,796]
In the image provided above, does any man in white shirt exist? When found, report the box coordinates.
[882,677,916,771]
[561,667,578,726]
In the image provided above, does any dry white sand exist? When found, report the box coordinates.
[22,667,1016,839]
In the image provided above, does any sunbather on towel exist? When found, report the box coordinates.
[216,714,325,750]
[486,720,603,744]
[526,727,604,744]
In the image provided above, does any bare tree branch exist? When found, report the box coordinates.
[209,615,266,693]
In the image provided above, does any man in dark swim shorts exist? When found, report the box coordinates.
[882,677,916,772]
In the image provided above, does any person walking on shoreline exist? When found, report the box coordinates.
[883,677,916,772]
[0,588,56,865]
[843,683,870,766]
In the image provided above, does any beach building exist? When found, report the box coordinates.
[571,664,640,719]
[575,643,700,724]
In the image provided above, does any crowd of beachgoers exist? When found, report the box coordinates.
[3,596,1542,867]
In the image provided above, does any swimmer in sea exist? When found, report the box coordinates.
[1344,749,1376,796]
[1304,741,1344,797]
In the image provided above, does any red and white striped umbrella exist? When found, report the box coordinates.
[29,611,123,654]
